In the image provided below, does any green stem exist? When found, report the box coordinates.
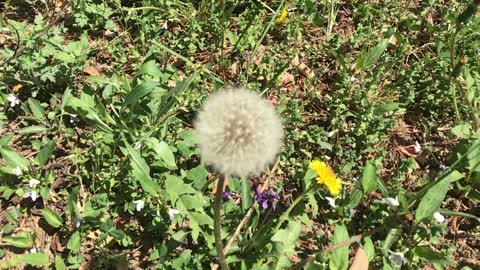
[450,29,461,121]
[274,186,315,231]
[214,176,229,270]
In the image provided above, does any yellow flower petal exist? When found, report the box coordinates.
[310,160,342,196]
[275,6,288,24]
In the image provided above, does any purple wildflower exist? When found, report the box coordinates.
[255,188,280,210]
[223,191,233,200]
[439,163,446,171]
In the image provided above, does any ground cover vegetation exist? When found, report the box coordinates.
[0,0,479,269]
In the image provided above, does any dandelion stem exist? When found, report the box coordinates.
[274,186,315,231]
[214,175,229,270]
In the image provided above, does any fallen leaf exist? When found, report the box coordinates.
[349,247,369,270]
[83,66,102,76]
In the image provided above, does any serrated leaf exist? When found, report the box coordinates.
[34,140,54,166]
[329,223,349,270]
[42,207,63,228]
[124,141,159,197]
[20,252,49,266]
[415,170,464,221]
[362,161,377,193]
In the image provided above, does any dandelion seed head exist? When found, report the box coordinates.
[194,87,283,177]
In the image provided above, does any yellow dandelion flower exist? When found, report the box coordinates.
[275,6,288,24]
[309,160,342,196]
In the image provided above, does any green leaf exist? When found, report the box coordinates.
[415,170,464,222]
[413,246,455,266]
[241,177,252,211]
[20,252,49,266]
[271,220,302,270]
[27,98,46,120]
[34,139,54,166]
[1,232,34,248]
[67,231,81,252]
[54,255,66,270]
[0,146,29,170]
[345,189,364,209]
[124,80,162,106]
[179,194,207,209]
[145,138,176,168]
[109,229,126,241]
[329,223,349,270]
[363,237,375,262]
[355,37,390,72]
[42,207,63,228]
[362,161,377,193]
[18,125,48,134]
[124,141,159,197]
[189,212,213,226]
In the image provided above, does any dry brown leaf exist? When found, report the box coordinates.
[349,247,369,270]
[83,66,102,76]
[281,72,295,86]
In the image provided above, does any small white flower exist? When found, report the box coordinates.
[433,212,445,223]
[29,178,40,188]
[133,200,145,212]
[69,114,80,124]
[386,196,400,208]
[29,247,37,253]
[168,208,180,220]
[23,190,38,201]
[388,250,407,267]
[12,166,22,176]
[325,197,336,208]
[73,216,83,228]
[327,130,335,137]
[414,141,421,153]
[7,93,20,107]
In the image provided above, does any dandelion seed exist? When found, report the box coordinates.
[325,196,336,208]
[168,208,180,220]
[7,93,20,107]
[194,87,283,177]
[309,160,342,196]
[433,211,445,223]
[275,6,288,24]
[386,196,399,208]
[29,179,40,188]
[388,250,407,267]
[133,200,145,212]
[12,166,22,176]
